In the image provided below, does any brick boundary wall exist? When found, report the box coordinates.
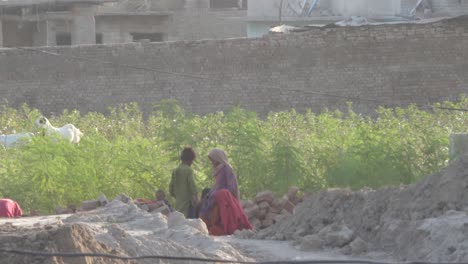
[0,16,467,116]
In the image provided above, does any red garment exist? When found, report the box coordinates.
[209,225,226,236]
[211,189,252,236]
[0,199,23,218]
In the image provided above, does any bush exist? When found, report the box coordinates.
[0,98,466,213]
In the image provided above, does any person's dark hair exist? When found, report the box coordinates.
[180,147,196,163]
[201,188,211,199]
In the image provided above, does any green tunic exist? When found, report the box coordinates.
[169,163,198,217]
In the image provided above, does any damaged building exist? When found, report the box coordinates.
[163,0,247,41]
[247,0,468,37]
[0,0,247,47]
[402,0,468,18]
[0,0,173,47]
[1,0,467,47]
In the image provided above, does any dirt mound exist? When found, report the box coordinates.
[0,223,128,264]
[253,156,468,262]
[1,200,251,264]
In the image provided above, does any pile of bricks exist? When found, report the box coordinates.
[56,188,304,226]
[241,187,304,230]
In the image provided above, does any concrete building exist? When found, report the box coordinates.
[0,0,248,47]
[0,0,172,47]
[166,0,247,41]
[331,0,401,17]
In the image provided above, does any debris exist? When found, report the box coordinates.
[254,191,275,204]
[97,194,109,206]
[79,200,100,211]
[253,157,468,261]
[335,16,369,27]
[241,189,303,230]
[112,194,132,204]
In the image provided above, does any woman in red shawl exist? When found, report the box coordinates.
[199,148,252,235]
[0,199,23,218]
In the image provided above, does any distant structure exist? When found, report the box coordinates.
[0,0,171,47]
[248,0,403,38]
[2,0,467,46]
[247,0,468,38]
[1,15,467,116]
[0,0,247,47]
[402,0,468,19]
[166,0,247,41]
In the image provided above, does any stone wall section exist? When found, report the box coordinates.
[0,16,467,116]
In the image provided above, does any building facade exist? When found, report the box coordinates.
[0,0,248,47]
[0,0,172,47]
[166,0,247,41]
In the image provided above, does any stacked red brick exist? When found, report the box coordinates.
[55,188,304,225]
[241,187,303,229]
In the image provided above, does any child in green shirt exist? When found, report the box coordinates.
[169,147,198,217]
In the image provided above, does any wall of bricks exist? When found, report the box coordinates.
[0,16,467,116]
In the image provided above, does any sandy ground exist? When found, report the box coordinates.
[217,237,388,262]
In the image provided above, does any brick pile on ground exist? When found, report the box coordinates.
[250,156,468,262]
[134,200,171,215]
[241,187,305,230]
[59,188,305,225]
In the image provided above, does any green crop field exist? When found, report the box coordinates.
[0,98,466,213]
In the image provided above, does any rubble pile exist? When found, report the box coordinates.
[0,223,129,264]
[7,156,468,263]
[241,187,305,230]
[56,193,172,216]
[252,156,468,262]
[1,197,251,264]
[134,199,172,215]
[56,187,305,229]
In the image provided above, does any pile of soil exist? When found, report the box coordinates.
[253,156,468,262]
[2,156,468,263]
[0,199,251,264]
[0,223,129,264]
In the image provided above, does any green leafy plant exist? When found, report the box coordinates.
[0,97,466,213]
